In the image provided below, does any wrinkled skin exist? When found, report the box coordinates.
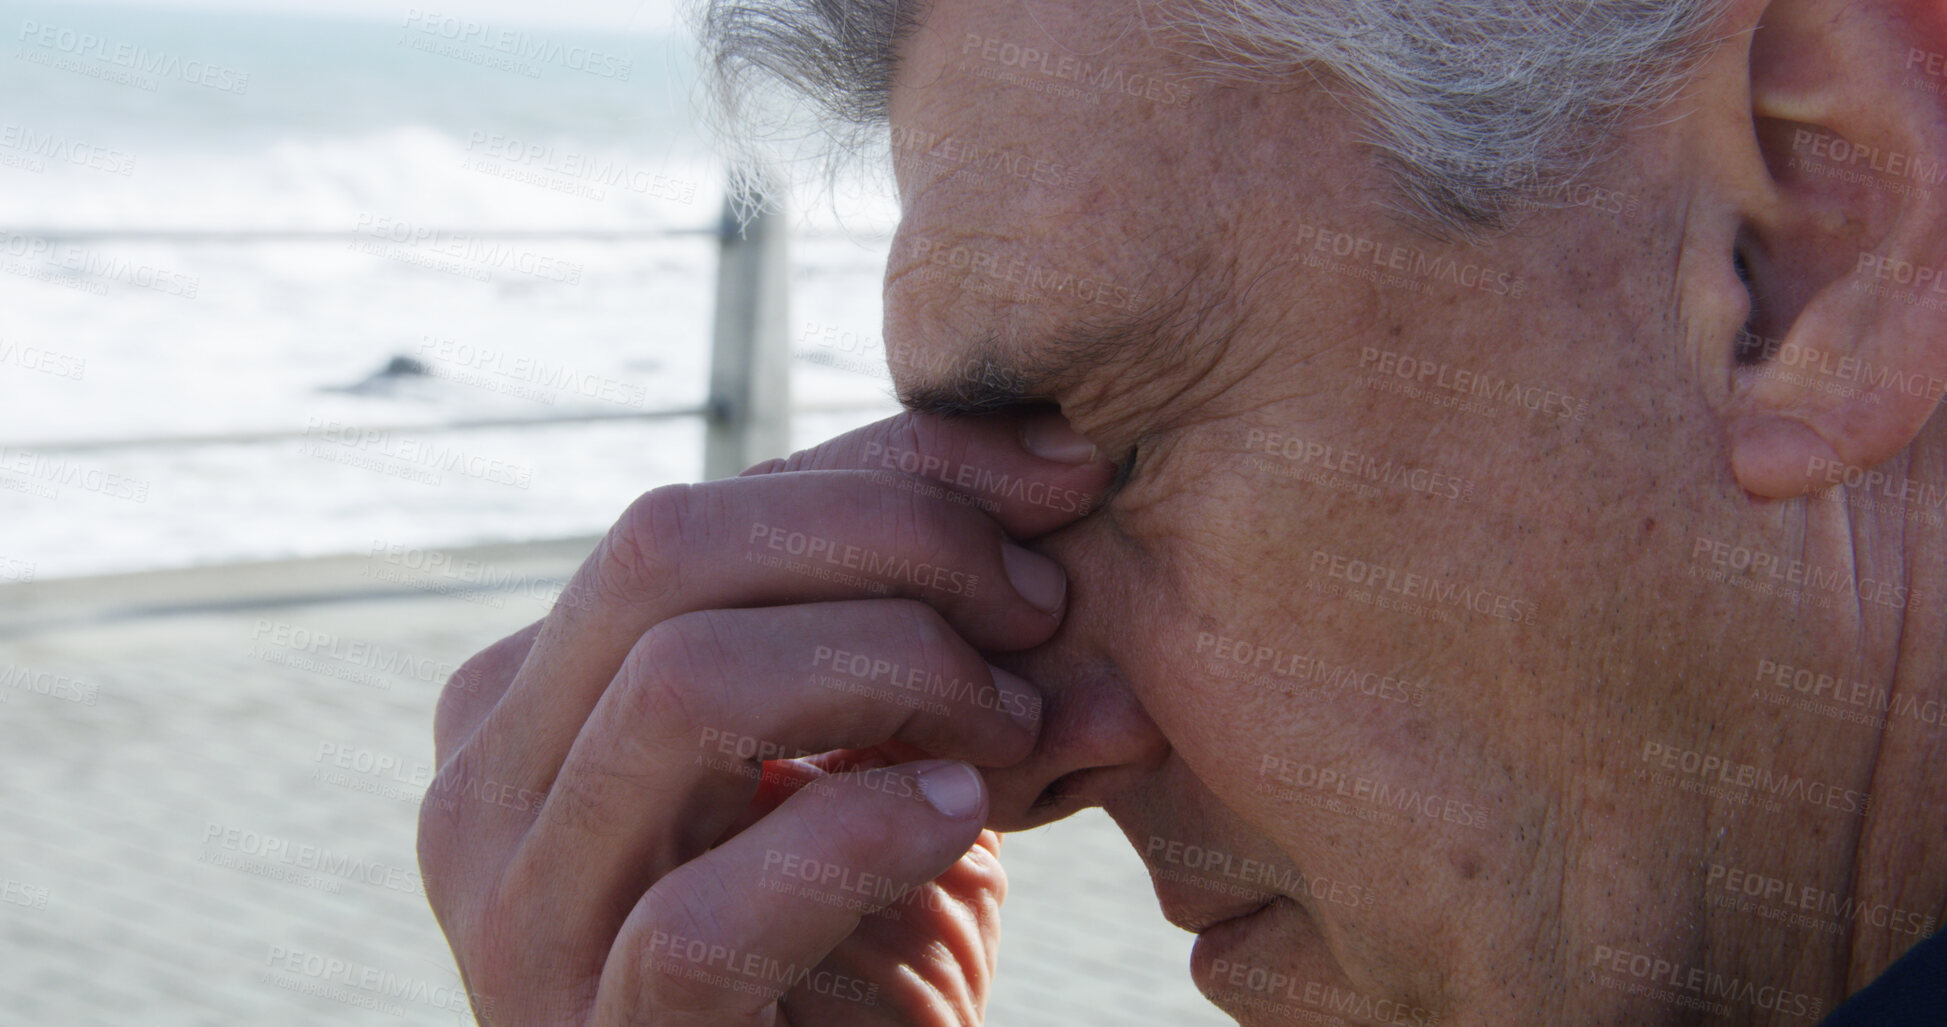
[884,0,1947,1021]
[420,0,1947,1023]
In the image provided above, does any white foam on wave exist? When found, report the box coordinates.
[1,0,909,581]
[2,125,720,231]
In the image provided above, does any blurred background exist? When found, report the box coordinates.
[0,0,1223,1022]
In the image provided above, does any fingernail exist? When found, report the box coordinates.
[1002,544,1066,614]
[916,761,985,819]
[1020,413,1100,464]
[988,665,1045,734]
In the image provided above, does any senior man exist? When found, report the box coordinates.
[418,0,1947,1023]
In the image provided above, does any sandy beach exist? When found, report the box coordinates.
[0,539,1226,1025]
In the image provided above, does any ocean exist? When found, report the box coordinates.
[0,0,900,580]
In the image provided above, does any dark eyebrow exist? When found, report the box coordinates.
[896,343,1141,498]
[892,297,1213,499]
[895,346,1041,417]
[893,307,1186,419]
[889,245,1229,422]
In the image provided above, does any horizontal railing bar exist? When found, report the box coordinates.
[10,408,710,454]
[6,227,718,243]
[6,400,894,455]
[4,228,892,244]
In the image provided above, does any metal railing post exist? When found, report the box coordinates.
[703,188,791,479]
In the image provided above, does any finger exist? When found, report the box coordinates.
[707,751,897,843]
[744,407,1114,540]
[476,469,1070,799]
[779,829,1006,1026]
[431,618,542,767]
[595,759,990,1026]
[502,600,1042,968]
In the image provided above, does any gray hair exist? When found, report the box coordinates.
[692,0,1733,233]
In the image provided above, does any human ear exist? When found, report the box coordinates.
[1714,0,1947,498]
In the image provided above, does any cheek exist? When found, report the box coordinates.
[1058,505,1334,829]
[1088,480,1535,904]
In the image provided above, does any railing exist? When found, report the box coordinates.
[15,191,860,479]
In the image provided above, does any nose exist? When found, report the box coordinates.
[981,647,1172,831]
[975,470,1173,831]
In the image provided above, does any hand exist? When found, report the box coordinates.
[418,409,1113,1026]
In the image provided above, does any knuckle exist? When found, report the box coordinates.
[597,483,704,606]
[453,887,534,1012]
[629,873,751,1014]
[538,753,633,842]
[418,751,469,865]
[899,413,954,466]
[432,626,531,752]
[415,791,459,911]
[620,614,729,741]
[459,875,598,1025]
[897,413,983,485]
[535,615,731,844]
[431,682,472,762]
[417,746,499,943]
[778,412,916,475]
[416,753,578,1026]
[960,840,1009,904]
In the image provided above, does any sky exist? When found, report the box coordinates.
[85,0,685,32]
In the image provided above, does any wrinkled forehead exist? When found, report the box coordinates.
[880,0,1366,414]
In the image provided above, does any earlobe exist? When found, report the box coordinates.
[1716,0,1947,499]
[1727,210,1947,498]
[1727,414,1845,499]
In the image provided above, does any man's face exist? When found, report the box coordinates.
[880,0,1860,1021]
